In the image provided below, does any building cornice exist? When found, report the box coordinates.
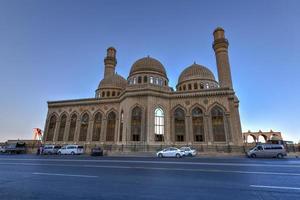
[48,87,235,108]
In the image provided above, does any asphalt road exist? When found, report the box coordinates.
[0,154,300,200]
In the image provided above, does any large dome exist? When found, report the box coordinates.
[98,74,127,89]
[178,63,215,84]
[129,56,167,77]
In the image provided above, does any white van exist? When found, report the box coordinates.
[57,145,84,155]
[247,144,287,158]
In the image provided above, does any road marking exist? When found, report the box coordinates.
[250,185,300,190]
[1,162,300,176]
[32,172,98,178]
[0,158,300,168]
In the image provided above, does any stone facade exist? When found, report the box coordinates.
[43,27,243,152]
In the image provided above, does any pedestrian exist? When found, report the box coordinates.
[36,147,40,155]
[40,146,44,155]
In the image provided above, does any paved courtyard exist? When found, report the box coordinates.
[0,155,300,200]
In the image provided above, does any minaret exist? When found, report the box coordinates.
[104,47,117,77]
[212,27,233,89]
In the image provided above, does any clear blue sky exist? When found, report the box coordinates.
[0,0,299,143]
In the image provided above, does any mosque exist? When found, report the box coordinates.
[43,27,243,152]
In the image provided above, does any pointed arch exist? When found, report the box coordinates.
[92,112,102,141]
[189,103,206,115]
[57,114,67,141]
[68,113,78,141]
[106,111,116,142]
[211,105,226,142]
[171,104,187,114]
[174,107,186,142]
[131,106,142,141]
[191,107,205,142]
[258,134,267,143]
[92,109,104,118]
[46,114,57,141]
[207,102,228,114]
[247,134,256,143]
[106,108,118,119]
[79,113,89,141]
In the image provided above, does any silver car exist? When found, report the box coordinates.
[43,145,61,155]
[180,147,197,157]
[156,147,185,158]
[247,144,287,158]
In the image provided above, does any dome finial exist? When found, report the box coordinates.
[194,61,196,64]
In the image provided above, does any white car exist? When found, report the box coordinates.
[156,147,185,158]
[180,147,197,157]
[0,146,6,153]
[58,145,84,155]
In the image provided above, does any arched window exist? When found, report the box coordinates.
[188,84,192,90]
[211,106,226,142]
[79,113,89,141]
[92,112,102,141]
[200,83,204,89]
[119,111,124,142]
[106,112,116,141]
[183,85,186,91]
[57,114,67,141]
[112,91,115,96]
[174,108,185,142]
[154,108,164,141]
[194,83,198,90]
[143,76,147,83]
[107,91,110,97]
[102,91,105,97]
[192,108,204,142]
[131,107,142,141]
[68,114,77,141]
[46,115,57,141]
[138,76,142,83]
[150,76,154,84]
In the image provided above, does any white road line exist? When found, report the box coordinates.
[1,162,300,176]
[32,172,98,178]
[250,185,300,190]
[0,158,300,168]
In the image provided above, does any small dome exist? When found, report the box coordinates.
[129,56,167,77]
[178,63,215,84]
[98,74,127,89]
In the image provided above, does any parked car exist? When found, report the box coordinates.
[0,146,6,153]
[247,144,287,158]
[156,147,185,158]
[180,147,197,157]
[91,147,103,156]
[43,145,61,155]
[4,142,26,154]
[58,145,84,155]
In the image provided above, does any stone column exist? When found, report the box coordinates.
[114,118,119,143]
[52,119,60,144]
[225,113,233,144]
[86,119,94,142]
[74,118,81,144]
[185,114,192,145]
[101,118,107,143]
[205,114,213,144]
[63,119,71,142]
